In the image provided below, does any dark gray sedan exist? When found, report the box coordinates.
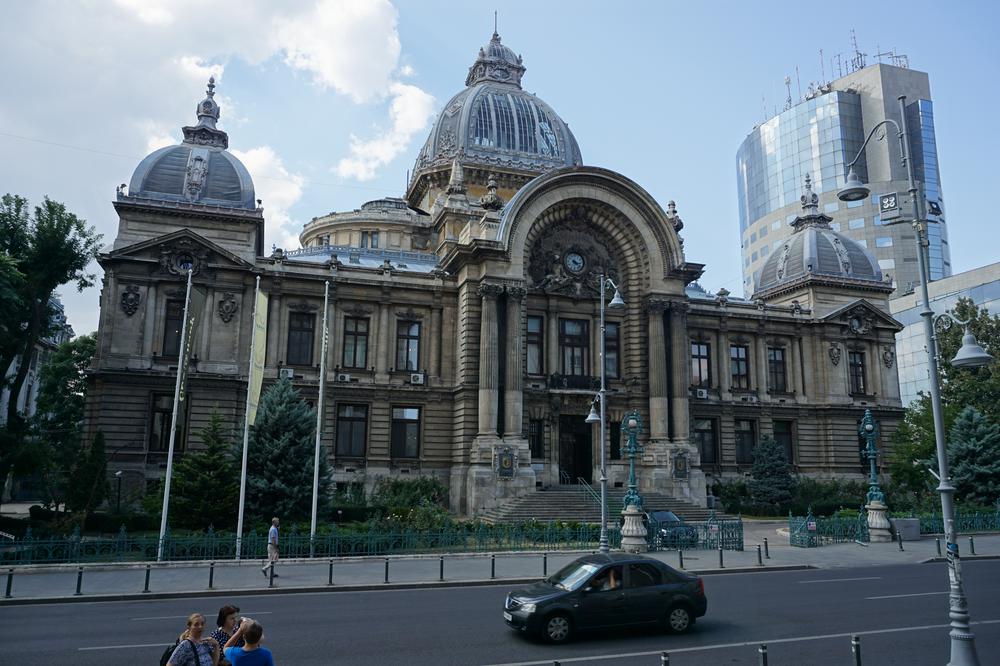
[503,553,707,643]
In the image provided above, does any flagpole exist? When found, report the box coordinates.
[157,268,193,562]
[236,275,261,560]
[310,280,330,557]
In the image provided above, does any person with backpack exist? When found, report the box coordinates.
[163,612,219,666]
[224,617,275,666]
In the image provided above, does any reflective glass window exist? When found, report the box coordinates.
[875,237,893,248]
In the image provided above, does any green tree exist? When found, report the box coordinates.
[168,411,240,530]
[748,434,794,511]
[66,430,109,515]
[0,194,102,487]
[32,333,97,510]
[245,379,330,523]
[947,406,1000,507]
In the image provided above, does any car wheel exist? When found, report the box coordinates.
[666,605,693,634]
[542,613,573,644]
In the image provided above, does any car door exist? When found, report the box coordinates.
[624,562,667,624]
[575,564,627,628]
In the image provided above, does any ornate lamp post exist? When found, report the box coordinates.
[585,273,625,554]
[859,410,890,542]
[839,95,994,666]
[619,410,647,552]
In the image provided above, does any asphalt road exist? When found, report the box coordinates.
[2,560,998,665]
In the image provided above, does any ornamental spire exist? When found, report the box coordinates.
[789,173,831,232]
[465,30,526,88]
[182,75,229,149]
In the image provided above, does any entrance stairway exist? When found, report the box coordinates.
[476,485,730,524]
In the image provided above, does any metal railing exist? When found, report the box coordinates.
[789,509,869,548]
[647,512,744,552]
[892,509,1000,535]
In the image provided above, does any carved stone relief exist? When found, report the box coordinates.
[527,214,618,298]
[120,285,142,317]
[882,347,895,368]
[159,239,209,276]
[828,343,842,366]
[217,293,238,323]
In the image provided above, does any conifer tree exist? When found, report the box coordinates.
[170,410,240,530]
[749,434,794,510]
[66,430,108,515]
[245,378,331,523]
[947,406,1000,507]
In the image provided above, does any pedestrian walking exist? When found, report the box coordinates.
[261,517,279,577]
[224,617,275,666]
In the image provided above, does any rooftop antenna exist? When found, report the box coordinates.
[834,53,844,78]
[762,93,767,123]
[795,65,802,100]
[820,48,825,83]
[784,76,792,110]
[850,29,866,72]
[494,10,498,35]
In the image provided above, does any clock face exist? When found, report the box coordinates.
[564,252,586,274]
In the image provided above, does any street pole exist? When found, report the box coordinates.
[236,276,262,560]
[898,94,980,666]
[310,281,330,557]
[598,273,609,554]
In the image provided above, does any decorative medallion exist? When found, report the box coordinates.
[493,445,518,480]
[120,285,142,317]
[828,343,842,366]
[846,307,874,335]
[882,347,896,369]
[158,239,209,276]
[217,293,238,323]
[672,451,689,479]
[184,155,209,201]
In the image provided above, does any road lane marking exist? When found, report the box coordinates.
[797,576,882,584]
[131,611,273,621]
[866,591,949,600]
[481,619,1000,665]
[79,643,172,651]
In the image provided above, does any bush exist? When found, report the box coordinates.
[371,477,449,510]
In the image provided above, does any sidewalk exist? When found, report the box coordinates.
[2,523,998,605]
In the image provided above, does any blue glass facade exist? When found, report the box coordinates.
[906,99,951,279]
[737,92,866,234]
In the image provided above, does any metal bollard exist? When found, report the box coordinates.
[758,643,768,666]
[678,549,684,569]
[764,537,770,559]
[142,564,151,593]
[661,651,670,665]
[897,532,904,551]
[757,544,763,566]
[208,561,215,589]
[74,566,83,596]
[328,559,334,586]
[439,555,444,581]
[543,552,548,577]
[851,634,862,666]
[4,568,13,598]
[491,553,496,579]
[268,563,275,588]
[969,536,976,556]
[718,546,724,568]
[936,538,942,557]
[384,557,390,584]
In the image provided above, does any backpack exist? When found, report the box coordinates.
[159,638,195,666]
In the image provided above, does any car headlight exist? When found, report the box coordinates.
[519,603,537,614]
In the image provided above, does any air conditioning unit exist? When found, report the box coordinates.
[695,389,709,399]
[278,368,295,380]
[409,372,426,385]
[336,373,352,382]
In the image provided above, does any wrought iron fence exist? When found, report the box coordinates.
[646,513,744,552]
[789,509,869,548]
[891,509,1000,535]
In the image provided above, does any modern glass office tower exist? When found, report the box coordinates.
[737,63,951,297]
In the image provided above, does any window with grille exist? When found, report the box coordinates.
[286,312,315,366]
[342,317,369,369]
[691,341,711,388]
[730,344,751,390]
[335,404,367,457]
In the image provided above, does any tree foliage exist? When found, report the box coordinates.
[245,379,330,523]
[168,411,240,530]
[66,430,108,515]
[947,406,1000,507]
[748,435,794,509]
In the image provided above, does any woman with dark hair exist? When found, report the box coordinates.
[210,604,242,664]
[166,612,219,666]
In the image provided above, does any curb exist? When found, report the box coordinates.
[920,555,1000,564]
[0,564,816,606]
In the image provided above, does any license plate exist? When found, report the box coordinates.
[503,612,512,622]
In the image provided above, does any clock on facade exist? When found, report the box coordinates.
[563,252,586,274]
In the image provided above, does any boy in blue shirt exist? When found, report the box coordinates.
[224,617,275,665]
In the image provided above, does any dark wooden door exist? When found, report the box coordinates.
[558,415,592,484]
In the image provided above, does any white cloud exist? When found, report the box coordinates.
[114,0,174,25]
[336,82,436,181]
[232,146,306,252]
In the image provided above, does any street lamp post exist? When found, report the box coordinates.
[114,470,123,515]
[859,410,890,543]
[838,95,994,666]
[586,273,625,553]
[619,411,647,553]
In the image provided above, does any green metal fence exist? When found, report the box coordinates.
[646,513,744,552]
[892,510,1000,535]
[789,509,869,548]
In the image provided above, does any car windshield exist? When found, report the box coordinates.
[650,511,680,523]
[545,562,600,591]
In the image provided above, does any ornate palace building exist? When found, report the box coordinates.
[85,32,904,515]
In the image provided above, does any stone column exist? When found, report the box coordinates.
[429,303,443,380]
[546,296,559,376]
[504,286,526,436]
[717,329,730,395]
[668,301,690,442]
[141,283,157,359]
[266,293,282,367]
[375,301,390,379]
[478,283,503,435]
[645,299,669,440]
[755,333,768,396]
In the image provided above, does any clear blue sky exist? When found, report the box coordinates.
[1,0,997,334]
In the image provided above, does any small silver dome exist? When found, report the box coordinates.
[756,175,883,295]
[128,78,256,210]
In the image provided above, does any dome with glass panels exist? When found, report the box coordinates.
[410,31,582,180]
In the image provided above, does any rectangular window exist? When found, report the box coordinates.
[360,231,369,248]
[370,231,379,249]
[735,419,756,464]
[526,316,544,375]
[691,341,711,388]
[691,418,717,464]
[396,320,421,371]
[608,420,622,460]
[149,394,185,452]
[335,404,367,457]
[559,318,589,376]
[773,420,794,463]
[529,419,544,459]
[847,199,864,209]
[875,237,893,248]
[342,317,369,369]
[162,300,184,357]
[604,322,620,379]
[879,259,896,270]
[390,406,421,458]
[767,347,787,392]
[730,344,750,390]
[848,217,865,229]
[286,312,315,366]
[849,351,867,394]
[771,220,782,231]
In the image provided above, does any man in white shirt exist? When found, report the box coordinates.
[261,517,279,577]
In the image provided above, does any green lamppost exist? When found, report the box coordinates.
[619,410,647,552]
[859,409,891,542]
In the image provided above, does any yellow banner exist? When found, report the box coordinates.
[247,289,269,425]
